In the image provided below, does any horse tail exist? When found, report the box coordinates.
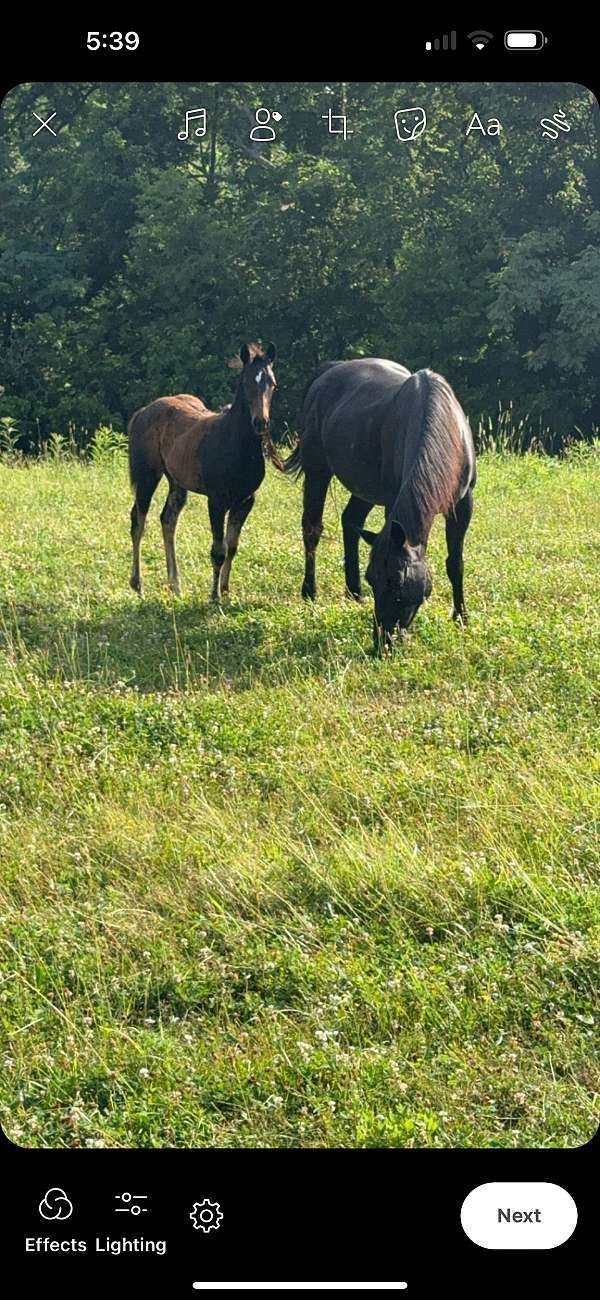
[392,369,466,545]
[283,362,339,479]
[262,432,286,473]
[127,404,163,499]
[282,440,304,479]
[127,407,147,489]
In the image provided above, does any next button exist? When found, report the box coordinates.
[461,1183,577,1250]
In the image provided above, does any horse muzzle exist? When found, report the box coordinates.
[253,417,269,435]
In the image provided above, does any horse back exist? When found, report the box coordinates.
[302,358,412,503]
[129,394,221,494]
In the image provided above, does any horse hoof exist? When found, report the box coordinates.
[130,576,142,596]
[371,641,393,658]
[451,607,468,625]
[346,589,367,604]
[301,586,316,602]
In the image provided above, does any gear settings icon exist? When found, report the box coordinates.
[190,1198,223,1233]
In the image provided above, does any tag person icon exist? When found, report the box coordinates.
[250,108,281,142]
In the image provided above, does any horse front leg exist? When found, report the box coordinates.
[445,488,474,622]
[301,471,330,601]
[208,498,227,608]
[342,494,373,601]
[220,494,255,598]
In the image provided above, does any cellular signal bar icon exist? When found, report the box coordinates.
[425,31,457,51]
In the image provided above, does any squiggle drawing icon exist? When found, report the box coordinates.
[38,1187,73,1220]
[540,110,571,140]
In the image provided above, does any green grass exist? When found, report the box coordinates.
[0,446,599,1148]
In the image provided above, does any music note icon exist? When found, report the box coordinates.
[178,108,207,141]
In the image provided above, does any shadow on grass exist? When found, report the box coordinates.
[0,591,373,693]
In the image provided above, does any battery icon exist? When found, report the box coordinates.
[504,30,546,49]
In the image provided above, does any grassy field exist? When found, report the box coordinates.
[0,444,599,1149]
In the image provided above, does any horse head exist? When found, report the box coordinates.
[361,518,432,650]
[237,341,277,435]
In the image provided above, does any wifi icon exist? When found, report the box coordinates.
[468,30,494,49]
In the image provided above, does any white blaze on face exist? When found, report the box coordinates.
[255,370,263,385]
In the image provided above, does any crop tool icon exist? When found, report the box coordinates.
[190,1198,223,1233]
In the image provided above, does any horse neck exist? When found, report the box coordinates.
[220,381,263,476]
[387,371,464,547]
[229,380,254,439]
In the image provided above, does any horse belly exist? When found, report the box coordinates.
[161,430,206,494]
[322,424,385,505]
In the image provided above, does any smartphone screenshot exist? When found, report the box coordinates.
[0,20,597,1297]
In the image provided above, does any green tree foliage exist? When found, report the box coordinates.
[1,80,598,447]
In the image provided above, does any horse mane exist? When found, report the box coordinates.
[392,369,466,545]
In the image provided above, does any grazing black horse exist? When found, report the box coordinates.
[128,342,278,604]
[285,359,476,649]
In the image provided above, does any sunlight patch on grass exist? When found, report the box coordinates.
[0,450,599,1147]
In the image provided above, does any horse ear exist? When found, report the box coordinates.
[360,529,378,546]
[265,342,277,363]
[390,519,406,548]
[240,343,251,366]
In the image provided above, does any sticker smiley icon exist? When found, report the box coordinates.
[394,106,427,142]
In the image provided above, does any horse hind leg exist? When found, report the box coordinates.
[220,494,255,598]
[301,470,331,600]
[342,494,373,601]
[445,488,474,622]
[130,469,162,595]
[160,475,188,596]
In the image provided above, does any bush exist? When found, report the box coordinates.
[89,426,128,464]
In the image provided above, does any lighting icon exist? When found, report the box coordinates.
[114,1192,148,1215]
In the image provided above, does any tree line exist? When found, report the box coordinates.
[1,80,599,451]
